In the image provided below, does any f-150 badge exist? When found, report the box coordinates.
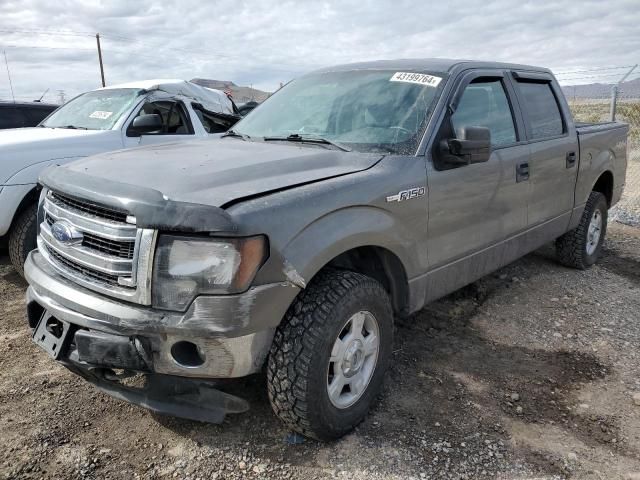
[386,187,426,203]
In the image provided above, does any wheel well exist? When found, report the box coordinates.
[592,171,613,207]
[10,187,40,230]
[324,246,409,316]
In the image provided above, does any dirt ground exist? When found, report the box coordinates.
[1,223,639,480]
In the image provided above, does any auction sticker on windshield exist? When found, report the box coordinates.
[89,111,113,119]
[390,72,442,87]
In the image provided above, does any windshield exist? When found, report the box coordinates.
[41,88,143,130]
[233,70,445,154]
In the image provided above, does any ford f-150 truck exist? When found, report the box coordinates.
[0,80,239,276]
[24,59,628,441]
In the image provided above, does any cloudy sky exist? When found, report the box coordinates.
[1,0,639,103]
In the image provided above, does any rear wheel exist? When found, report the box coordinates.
[556,191,608,269]
[8,203,38,278]
[267,270,393,441]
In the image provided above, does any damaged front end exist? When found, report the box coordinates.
[25,167,303,423]
[59,322,248,423]
[28,295,252,423]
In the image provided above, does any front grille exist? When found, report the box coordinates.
[83,233,136,259]
[40,188,156,305]
[45,213,135,259]
[51,191,129,223]
[46,247,122,286]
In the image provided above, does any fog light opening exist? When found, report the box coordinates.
[170,341,205,367]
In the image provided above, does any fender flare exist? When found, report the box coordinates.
[281,205,417,287]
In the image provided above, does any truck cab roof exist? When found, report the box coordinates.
[312,58,553,76]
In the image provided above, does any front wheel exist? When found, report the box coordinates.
[556,191,608,269]
[267,270,393,441]
[8,204,38,278]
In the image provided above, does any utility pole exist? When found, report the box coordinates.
[610,64,637,121]
[3,50,15,102]
[96,33,106,87]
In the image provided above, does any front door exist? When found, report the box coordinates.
[426,72,529,273]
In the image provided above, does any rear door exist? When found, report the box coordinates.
[510,73,578,227]
[426,70,529,269]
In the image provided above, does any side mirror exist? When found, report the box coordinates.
[128,114,163,136]
[445,126,492,164]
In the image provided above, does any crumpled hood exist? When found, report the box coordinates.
[0,127,120,184]
[63,137,383,207]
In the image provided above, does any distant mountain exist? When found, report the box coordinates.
[561,77,640,100]
[190,78,270,103]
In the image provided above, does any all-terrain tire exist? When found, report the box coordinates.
[267,269,393,441]
[8,204,38,278]
[555,191,608,270]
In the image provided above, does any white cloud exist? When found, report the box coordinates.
[0,0,638,102]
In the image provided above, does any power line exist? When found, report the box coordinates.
[1,28,636,78]
[0,44,95,51]
[0,29,313,73]
[0,28,95,37]
[554,65,637,75]
[99,33,233,59]
[0,42,303,77]
[99,34,314,73]
[557,72,640,82]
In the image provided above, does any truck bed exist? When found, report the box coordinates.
[575,121,628,134]
[575,121,629,209]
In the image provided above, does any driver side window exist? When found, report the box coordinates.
[451,79,516,147]
[132,100,193,135]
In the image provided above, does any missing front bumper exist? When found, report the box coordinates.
[29,309,249,424]
[66,364,250,424]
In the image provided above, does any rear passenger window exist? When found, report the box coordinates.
[451,79,517,147]
[515,81,564,139]
[192,105,235,133]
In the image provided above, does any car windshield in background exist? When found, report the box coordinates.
[41,88,142,130]
[233,70,446,154]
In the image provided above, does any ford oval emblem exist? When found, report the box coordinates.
[51,221,83,245]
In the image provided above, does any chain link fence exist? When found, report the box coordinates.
[564,82,640,226]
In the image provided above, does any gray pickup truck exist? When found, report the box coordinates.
[24,59,628,441]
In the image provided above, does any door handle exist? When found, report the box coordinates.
[566,151,577,168]
[516,162,529,183]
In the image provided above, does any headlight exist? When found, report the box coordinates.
[152,235,267,311]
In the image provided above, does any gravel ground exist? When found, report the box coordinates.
[1,154,640,479]
[1,221,638,480]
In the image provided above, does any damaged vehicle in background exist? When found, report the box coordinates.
[0,80,240,275]
[24,60,627,441]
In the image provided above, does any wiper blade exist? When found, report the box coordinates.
[221,129,250,140]
[60,125,88,130]
[263,134,351,152]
